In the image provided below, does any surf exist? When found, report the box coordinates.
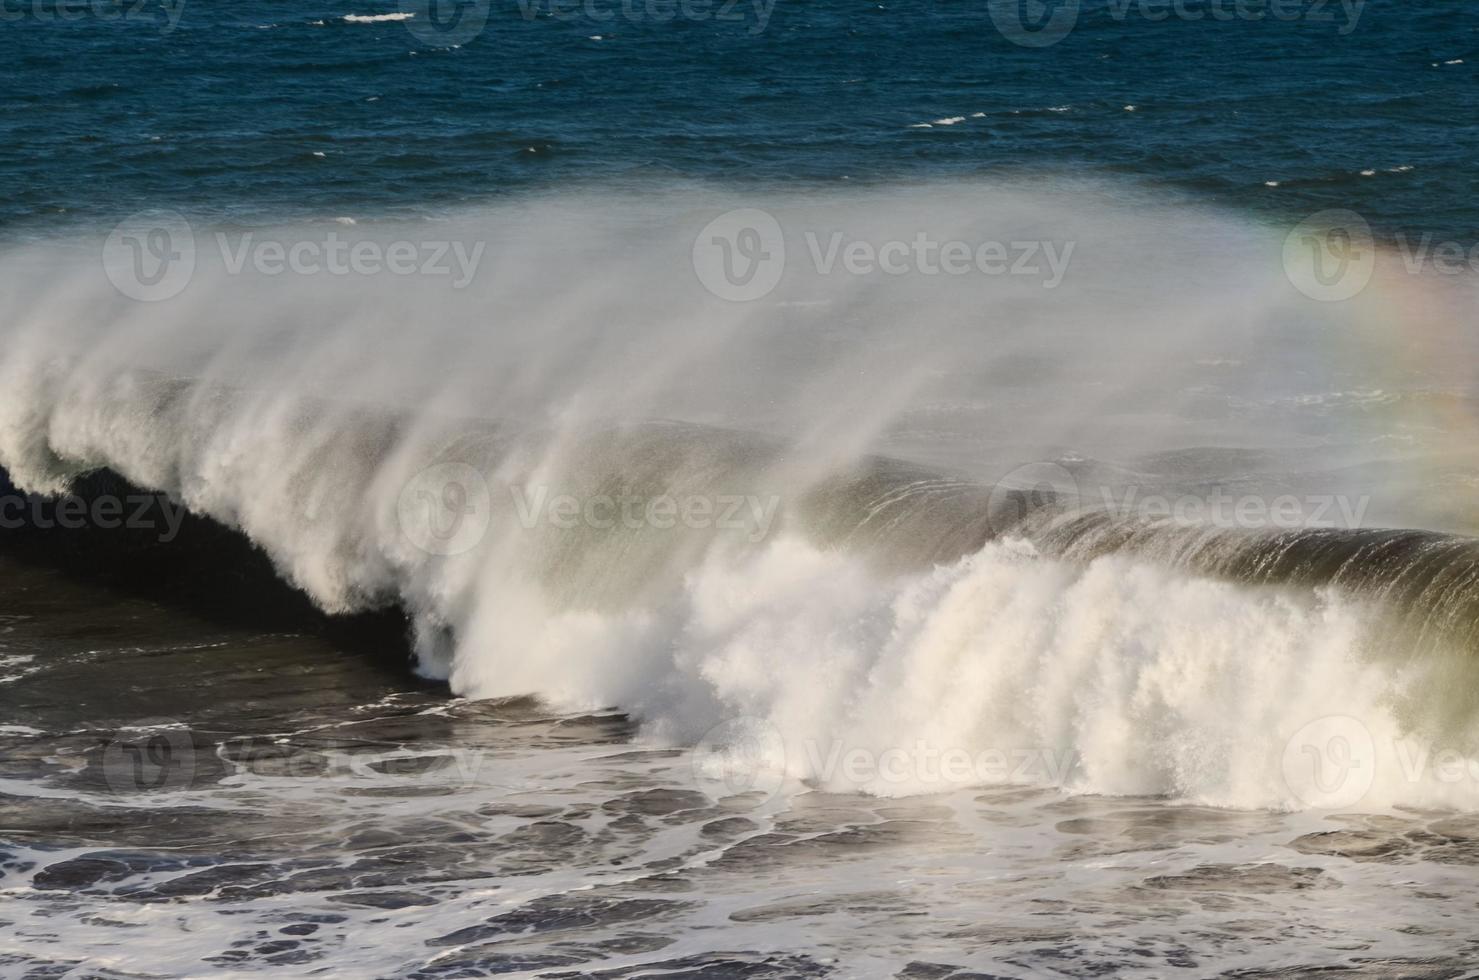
[5,180,1479,811]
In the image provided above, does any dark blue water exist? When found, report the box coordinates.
[5,0,1477,238]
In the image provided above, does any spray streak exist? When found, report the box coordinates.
[5,182,1479,810]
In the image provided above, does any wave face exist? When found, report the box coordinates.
[6,182,1479,811]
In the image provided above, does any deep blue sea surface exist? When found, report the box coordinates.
[4,0,1477,237]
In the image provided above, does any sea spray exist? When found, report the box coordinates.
[5,182,1479,810]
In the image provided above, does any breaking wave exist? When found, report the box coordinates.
[5,181,1479,810]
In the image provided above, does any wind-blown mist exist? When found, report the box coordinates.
[5,181,1479,810]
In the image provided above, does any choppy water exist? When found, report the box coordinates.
[7,558,1479,979]
[9,1,1479,977]
[4,1,1479,237]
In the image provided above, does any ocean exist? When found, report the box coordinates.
[5,1,1479,977]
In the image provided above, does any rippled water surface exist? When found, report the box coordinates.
[0,558,1475,978]
[4,2,1479,237]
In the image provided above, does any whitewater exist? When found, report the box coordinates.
[5,180,1479,818]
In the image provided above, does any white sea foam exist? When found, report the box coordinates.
[343,12,415,23]
[3,182,1479,810]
